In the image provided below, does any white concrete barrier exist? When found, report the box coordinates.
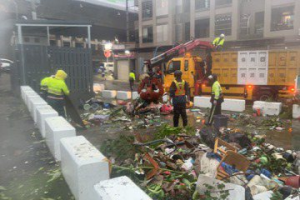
[194,96,211,108]
[293,104,300,119]
[25,91,39,107]
[117,91,131,100]
[253,101,265,108]
[132,91,139,100]
[94,176,152,200]
[102,90,117,99]
[194,96,245,112]
[223,99,246,112]
[28,96,47,117]
[20,86,34,101]
[45,116,76,160]
[94,83,105,93]
[253,101,265,112]
[34,105,51,123]
[60,136,109,200]
[253,101,282,116]
[263,102,282,116]
[37,106,58,137]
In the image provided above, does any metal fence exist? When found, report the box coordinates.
[12,44,93,95]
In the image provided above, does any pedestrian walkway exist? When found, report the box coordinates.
[0,74,73,199]
[94,75,139,91]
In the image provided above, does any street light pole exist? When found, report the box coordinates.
[126,0,129,42]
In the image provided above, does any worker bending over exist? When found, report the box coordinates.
[40,75,54,100]
[170,70,190,127]
[47,70,70,117]
[213,34,225,51]
[206,74,224,126]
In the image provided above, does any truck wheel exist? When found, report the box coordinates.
[258,92,273,101]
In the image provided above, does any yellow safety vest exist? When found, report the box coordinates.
[129,72,136,81]
[213,37,225,46]
[47,78,70,99]
[212,81,222,100]
[40,77,52,91]
[174,80,186,96]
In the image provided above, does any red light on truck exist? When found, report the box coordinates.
[202,84,206,88]
[247,85,253,90]
[288,86,295,93]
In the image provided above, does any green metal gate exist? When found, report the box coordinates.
[12,44,93,95]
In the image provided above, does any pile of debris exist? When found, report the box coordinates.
[101,125,299,200]
[78,98,167,129]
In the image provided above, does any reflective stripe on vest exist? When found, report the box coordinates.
[174,80,185,96]
[40,86,48,91]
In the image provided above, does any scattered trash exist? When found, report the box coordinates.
[99,117,299,200]
[75,94,299,199]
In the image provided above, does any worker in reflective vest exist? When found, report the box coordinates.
[213,34,225,51]
[207,74,224,125]
[47,70,70,117]
[170,70,190,127]
[129,70,136,91]
[40,75,54,100]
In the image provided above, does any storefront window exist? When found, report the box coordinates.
[271,5,294,32]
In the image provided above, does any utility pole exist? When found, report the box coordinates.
[126,0,129,42]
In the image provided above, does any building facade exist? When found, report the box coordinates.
[138,0,300,50]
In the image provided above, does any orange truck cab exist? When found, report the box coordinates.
[164,54,205,97]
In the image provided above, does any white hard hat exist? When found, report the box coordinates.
[208,75,213,79]
[220,34,225,38]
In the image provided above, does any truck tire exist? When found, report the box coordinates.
[258,91,273,101]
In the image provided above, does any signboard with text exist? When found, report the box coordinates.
[74,0,137,11]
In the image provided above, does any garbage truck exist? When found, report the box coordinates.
[198,50,300,100]
[142,39,300,101]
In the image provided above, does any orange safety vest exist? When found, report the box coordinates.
[174,80,186,96]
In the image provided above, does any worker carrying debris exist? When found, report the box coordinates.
[47,70,70,117]
[170,70,190,127]
[40,75,54,100]
[213,34,225,51]
[206,74,224,126]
